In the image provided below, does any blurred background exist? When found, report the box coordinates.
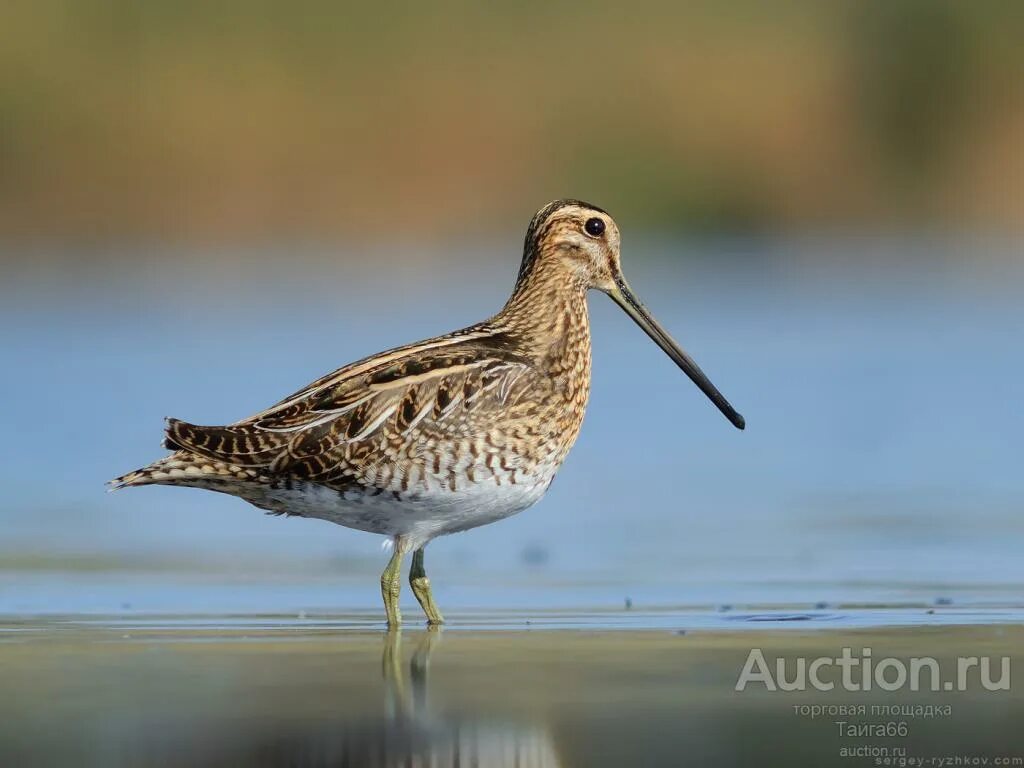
[2,0,1022,614]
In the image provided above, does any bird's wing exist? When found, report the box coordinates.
[163,334,536,485]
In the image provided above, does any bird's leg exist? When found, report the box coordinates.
[409,547,445,625]
[380,540,406,628]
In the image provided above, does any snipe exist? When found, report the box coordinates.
[111,200,744,626]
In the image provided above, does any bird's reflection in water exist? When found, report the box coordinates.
[367,628,562,768]
[166,629,562,768]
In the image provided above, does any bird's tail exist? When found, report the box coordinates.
[108,463,159,490]
[108,452,264,491]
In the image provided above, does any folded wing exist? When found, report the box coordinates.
[164,340,535,488]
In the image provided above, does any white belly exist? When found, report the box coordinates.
[259,473,554,550]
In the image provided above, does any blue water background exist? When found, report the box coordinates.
[2,236,1021,614]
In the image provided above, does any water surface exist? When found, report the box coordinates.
[3,238,1023,764]
[2,617,1022,766]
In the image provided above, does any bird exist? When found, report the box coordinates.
[110,200,744,627]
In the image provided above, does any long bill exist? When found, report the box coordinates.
[607,276,745,430]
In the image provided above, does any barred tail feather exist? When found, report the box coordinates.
[108,452,265,491]
[108,466,155,490]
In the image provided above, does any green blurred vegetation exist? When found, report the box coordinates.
[0,0,1020,242]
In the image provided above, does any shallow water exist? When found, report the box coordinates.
[5,570,1024,629]
[3,239,1024,763]
[2,616,1023,767]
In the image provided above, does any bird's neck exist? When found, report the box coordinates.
[495,259,591,367]
[492,256,593,458]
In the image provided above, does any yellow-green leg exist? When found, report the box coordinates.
[380,543,406,628]
[409,547,445,625]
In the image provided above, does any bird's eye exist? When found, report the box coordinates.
[584,217,605,237]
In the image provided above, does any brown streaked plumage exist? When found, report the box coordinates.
[111,199,744,626]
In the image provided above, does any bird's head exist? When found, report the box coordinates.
[518,199,745,430]
[520,199,622,293]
